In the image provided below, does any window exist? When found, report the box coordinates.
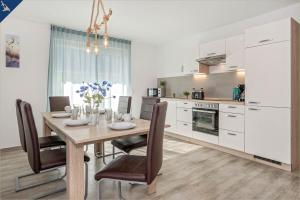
[47,25,131,111]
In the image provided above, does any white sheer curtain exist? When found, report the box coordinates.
[47,25,131,110]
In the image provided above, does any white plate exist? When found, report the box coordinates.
[64,119,89,126]
[107,122,136,130]
[51,113,72,118]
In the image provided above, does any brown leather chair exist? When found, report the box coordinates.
[117,96,132,114]
[16,99,65,153]
[100,96,132,163]
[20,101,90,199]
[111,97,160,155]
[49,96,70,112]
[94,101,168,199]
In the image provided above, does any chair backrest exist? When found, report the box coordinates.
[16,99,27,152]
[140,97,160,120]
[146,101,168,184]
[117,96,132,114]
[21,101,41,174]
[49,96,70,112]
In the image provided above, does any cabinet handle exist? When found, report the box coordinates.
[248,101,260,105]
[228,106,236,109]
[184,109,188,112]
[207,52,216,56]
[227,132,237,136]
[183,123,188,126]
[248,108,260,111]
[259,39,273,43]
[183,103,188,105]
[226,114,237,118]
[229,66,238,68]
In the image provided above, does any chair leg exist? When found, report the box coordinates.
[84,145,89,152]
[102,142,107,165]
[147,177,157,195]
[15,167,65,192]
[118,181,126,200]
[84,162,89,199]
[34,187,66,200]
[112,146,115,159]
[97,181,101,200]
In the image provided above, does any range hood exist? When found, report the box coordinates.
[196,54,226,66]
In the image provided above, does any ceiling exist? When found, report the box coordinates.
[10,0,300,45]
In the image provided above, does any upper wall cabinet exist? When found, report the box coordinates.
[225,35,244,71]
[183,43,200,75]
[245,19,291,48]
[199,39,225,59]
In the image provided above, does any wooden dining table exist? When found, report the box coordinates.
[42,112,152,200]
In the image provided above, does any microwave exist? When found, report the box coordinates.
[147,88,162,97]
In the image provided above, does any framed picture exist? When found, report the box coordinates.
[5,34,20,68]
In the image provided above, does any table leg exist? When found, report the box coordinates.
[67,140,85,200]
[94,141,104,156]
[43,117,52,137]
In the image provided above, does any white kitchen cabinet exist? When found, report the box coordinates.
[199,39,226,58]
[245,18,291,48]
[157,45,185,78]
[176,101,193,109]
[245,41,291,108]
[225,35,244,71]
[219,104,245,114]
[245,106,291,164]
[177,121,193,137]
[177,108,192,122]
[219,129,244,152]
[219,112,244,133]
[162,99,177,133]
[183,43,200,75]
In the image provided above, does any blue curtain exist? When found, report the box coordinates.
[47,25,131,102]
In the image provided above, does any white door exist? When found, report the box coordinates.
[163,100,177,132]
[226,35,244,71]
[245,41,291,107]
[245,106,291,164]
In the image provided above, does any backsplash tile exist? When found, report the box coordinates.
[157,71,245,99]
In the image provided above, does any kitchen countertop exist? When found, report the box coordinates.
[161,97,245,105]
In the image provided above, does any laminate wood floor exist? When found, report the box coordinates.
[1,136,299,200]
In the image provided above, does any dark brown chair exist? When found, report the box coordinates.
[100,96,132,164]
[16,99,65,153]
[117,96,132,114]
[49,96,70,112]
[20,101,90,199]
[111,97,160,155]
[94,101,168,199]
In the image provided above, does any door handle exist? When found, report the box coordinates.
[248,108,260,111]
[207,52,216,56]
[226,114,237,118]
[227,132,237,136]
[228,106,236,109]
[259,39,273,43]
[248,101,260,104]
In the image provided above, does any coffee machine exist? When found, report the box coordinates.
[232,84,245,102]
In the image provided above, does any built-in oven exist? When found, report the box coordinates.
[192,102,219,136]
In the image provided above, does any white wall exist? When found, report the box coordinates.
[131,42,158,118]
[0,18,50,149]
[157,3,300,69]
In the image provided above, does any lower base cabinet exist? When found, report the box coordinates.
[245,106,291,164]
[176,121,193,137]
[219,129,244,152]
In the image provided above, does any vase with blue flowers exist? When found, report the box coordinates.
[76,81,112,124]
